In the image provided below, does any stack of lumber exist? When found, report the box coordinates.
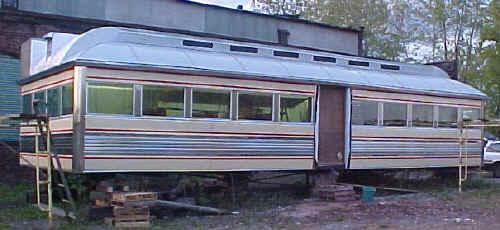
[104,192,158,228]
[312,185,359,202]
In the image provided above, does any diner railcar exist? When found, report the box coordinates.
[18,27,486,173]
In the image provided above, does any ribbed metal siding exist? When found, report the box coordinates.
[0,55,20,141]
[351,140,482,156]
[20,134,73,154]
[84,133,314,156]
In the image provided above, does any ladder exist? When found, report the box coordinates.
[0,114,78,224]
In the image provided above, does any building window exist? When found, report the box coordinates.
[238,91,273,121]
[87,82,133,115]
[412,104,433,127]
[462,108,480,121]
[383,102,407,127]
[143,85,184,117]
[47,88,60,117]
[192,88,230,119]
[22,94,32,115]
[352,100,378,125]
[34,91,46,115]
[280,94,312,122]
[61,83,73,115]
[439,106,458,128]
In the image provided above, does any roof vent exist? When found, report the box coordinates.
[381,64,400,70]
[183,40,213,48]
[348,60,370,67]
[313,56,336,63]
[230,45,258,53]
[273,50,299,58]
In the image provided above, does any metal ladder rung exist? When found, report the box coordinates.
[38,180,49,185]
[56,183,65,188]
[61,199,71,204]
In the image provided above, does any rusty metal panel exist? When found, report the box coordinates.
[317,85,345,166]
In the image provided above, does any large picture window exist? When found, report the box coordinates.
[383,102,407,127]
[34,91,46,115]
[352,100,378,125]
[438,106,458,128]
[192,88,230,119]
[412,104,433,127]
[61,83,73,115]
[22,94,32,115]
[280,94,312,122]
[87,82,133,115]
[143,85,184,117]
[462,108,480,121]
[238,92,273,121]
[47,88,60,117]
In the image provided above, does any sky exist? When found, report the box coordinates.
[192,0,253,10]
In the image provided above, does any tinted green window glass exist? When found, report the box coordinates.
[352,100,378,125]
[280,94,312,122]
[238,92,273,121]
[87,83,133,115]
[22,94,32,115]
[62,84,73,115]
[192,88,230,119]
[412,104,433,127]
[439,106,458,128]
[383,102,407,127]
[34,91,46,115]
[143,85,184,117]
[47,88,60,117]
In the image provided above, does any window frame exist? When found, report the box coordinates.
[86,81,136,116]
[141,84,186,119]
[351,99,379,126]
[411,103,435,128]
[236,90,274,122]
[190,87,232,120]
[437,106,458,128]
[278,93,314,123]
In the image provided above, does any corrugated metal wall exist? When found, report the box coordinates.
[0,55,20,142]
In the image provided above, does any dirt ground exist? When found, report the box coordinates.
[2,176,500,230]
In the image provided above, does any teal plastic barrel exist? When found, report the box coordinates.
[361,186,376,201]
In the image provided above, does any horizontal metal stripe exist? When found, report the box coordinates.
[86,128,313,137]
[84,133,314,156]
[21,77,73,94]
[352,136,481,141]
[351,155,481,160]
[83,155,313,160]
[20,134,73,154]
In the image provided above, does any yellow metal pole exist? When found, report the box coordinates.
[47,126,53,227]
[35,125,40,206]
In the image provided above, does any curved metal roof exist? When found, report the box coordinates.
[29,27,487,99]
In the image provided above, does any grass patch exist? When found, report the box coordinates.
[0,182,32,203]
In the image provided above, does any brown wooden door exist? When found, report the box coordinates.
[317,85,346,166]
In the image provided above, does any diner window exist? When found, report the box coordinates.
[438,106,458,128]
[34,90,46,115]
[143,85,184,117]
[47,88,60,117]
[87,82,133,115]
[22,94,32,115]
[238,92,273,121]
[61,83,73,115]
[192,88,230,119]
[383,102,407,127]
[462,108,480,121]
[352,100,378,125]
[412,104,433,127]
[280,94,312,122]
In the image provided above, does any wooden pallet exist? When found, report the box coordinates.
[112,192,158,204]
[313,185,359,202]
[105,206,151,228]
